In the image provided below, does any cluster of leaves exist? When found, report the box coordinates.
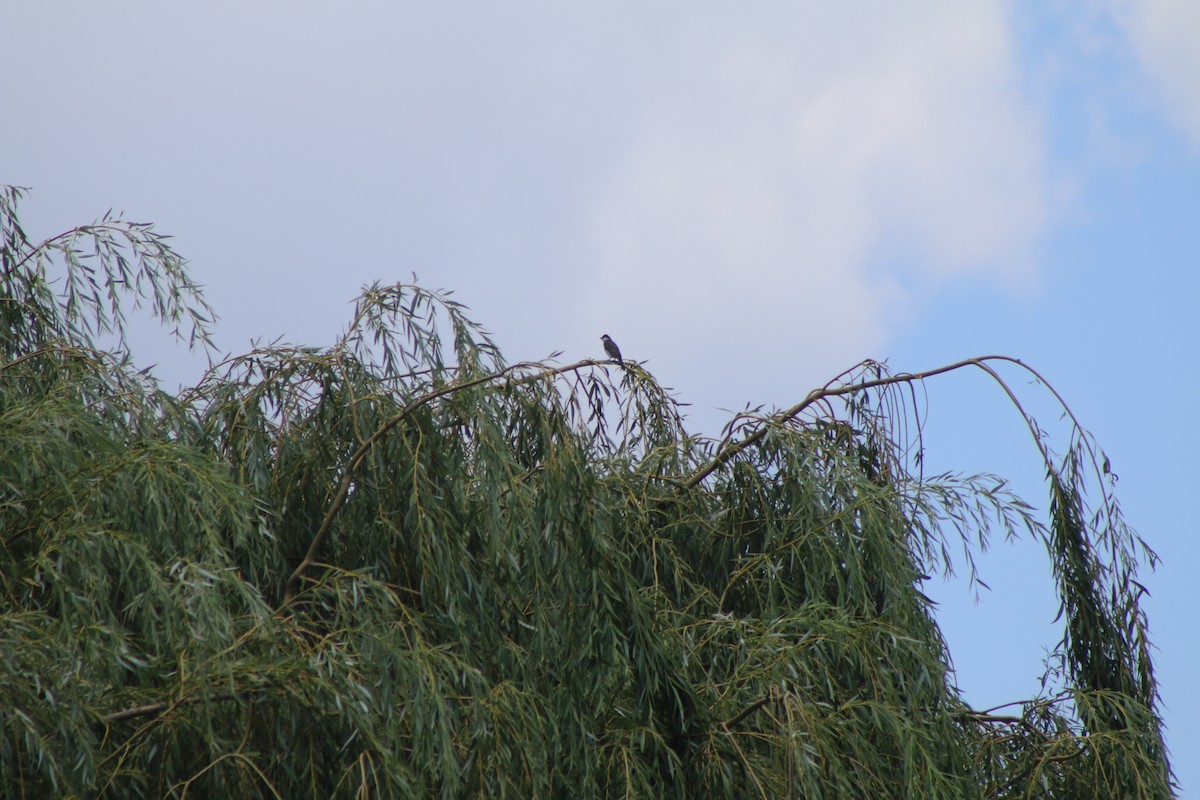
[0,187,1174,797]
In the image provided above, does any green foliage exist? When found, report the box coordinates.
[0,187,1174,797]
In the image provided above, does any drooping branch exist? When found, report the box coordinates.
[2,190,216,353]
[679,355,1074,490]
[280,357,615,603]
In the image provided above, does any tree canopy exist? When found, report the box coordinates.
[0,186,1174,797]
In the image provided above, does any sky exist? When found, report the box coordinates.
[4,0,1198,791]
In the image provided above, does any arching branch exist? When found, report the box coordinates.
[679,355,1074,490]
[281,357,614,603]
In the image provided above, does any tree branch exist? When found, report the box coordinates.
[723,695,772,729]
[281,357,614,603]
[103,690,243,724]
[679,355,1046,490]
[956,710,1052,741]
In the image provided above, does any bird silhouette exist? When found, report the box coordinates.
[600,334,623,366]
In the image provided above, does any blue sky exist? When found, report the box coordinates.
[5,1,1198,790]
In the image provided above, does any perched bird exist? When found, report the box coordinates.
[600,334,623,366]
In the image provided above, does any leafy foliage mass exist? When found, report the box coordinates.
[0,187,1173,797]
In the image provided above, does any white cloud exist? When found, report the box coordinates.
[580,3,1047,403]
[1113,0,1200,149]
[1,2,1050,415]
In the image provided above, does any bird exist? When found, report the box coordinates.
[600,334,623,366]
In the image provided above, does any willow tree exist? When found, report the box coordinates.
[0,186,1174,798]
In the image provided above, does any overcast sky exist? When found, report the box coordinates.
[5,1,1198,790]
